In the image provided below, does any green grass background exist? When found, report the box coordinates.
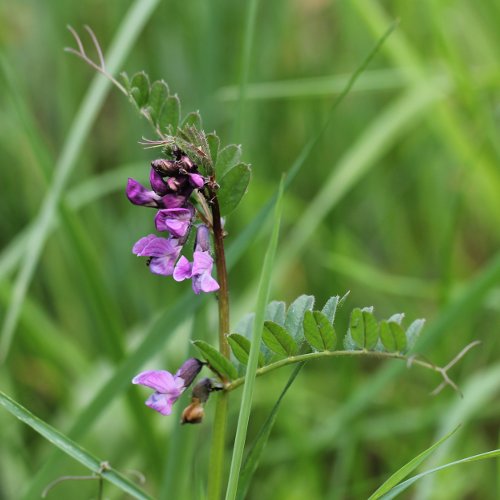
[1,0,499,498]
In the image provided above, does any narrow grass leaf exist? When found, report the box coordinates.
[0,391,152,500]
[235,363,304,500]
[380,321,407,352]
[368,425,460,500]
[225,177,285,500]
[0,0,161,363]
[217,163,251,215]
[380,449,500,500]
[262,321,298,357]
[192,340,238,380]
[303,310,336,351]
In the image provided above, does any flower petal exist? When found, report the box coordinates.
[133,235,180,258]
[191,251,214,275]
[145,392,178,415]
[160,193,191,209]
[149,169,169,195]
[193,272,220,294]
[194,225,211,252]
[155,207,194,238]
[126,178,161,207]
[132,370,184,393]
[175,358,204,386]
[173,256,192,281]
[188,173,205,188]
[132,234,157,255]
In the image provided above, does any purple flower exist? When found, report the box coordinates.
[187,172,205,188]
[191,251,220,294]
[173,225,219,294]
[155,207,195,238]
[133,358,204,416]
[126,178,162,207]
[149,169,169,196]
[132,370,185,415]
[133,234,182,276]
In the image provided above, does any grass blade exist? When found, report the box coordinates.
[0,0,160,362]
[368,426,460,499]
[225,177,285,500]
[380,449,500,500]
[0,391,152,500]
[235,363,304,500]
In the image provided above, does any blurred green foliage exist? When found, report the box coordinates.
[1,0,499,498]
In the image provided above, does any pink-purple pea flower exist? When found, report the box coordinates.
[173,225,220,294]
[155,206,195,238]
[132,358,204,416]
[132,234,182,276]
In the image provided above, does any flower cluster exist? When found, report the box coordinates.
[126,150,219,294]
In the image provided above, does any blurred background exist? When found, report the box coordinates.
[1,0,499,498]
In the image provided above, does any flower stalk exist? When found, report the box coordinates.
[207,188,231,500]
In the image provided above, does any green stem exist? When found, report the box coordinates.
[208,195,230,500]
[224,350,451,392]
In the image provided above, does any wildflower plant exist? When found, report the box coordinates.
[0,22,490,500]
[54,26,486,499]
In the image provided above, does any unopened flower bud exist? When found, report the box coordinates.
[151,159,178,176]
[195,225,211,253]
[178,154,194,170]
[175,358,204,387]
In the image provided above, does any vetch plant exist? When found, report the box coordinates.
[0,23,489,500]
[60,26,485,500]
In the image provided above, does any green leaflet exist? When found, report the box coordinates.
[159,95,180,134]
[217,163,251,215]
[405,318,425,352]
[303,310,336,351]
[228,334,265,367]
[181,111,202,129]
[130,71,150,108]
[192,340,238,380]
[380,320,407,352]
[321,295,340,324]
[265,301,286,325]
[206,133,220,166]
[148,80,169,124]
[216,144,242,175]
[349,308,379,349]
[262,321,298,357]
[284,294,315,341]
